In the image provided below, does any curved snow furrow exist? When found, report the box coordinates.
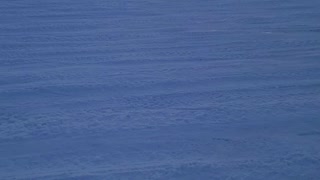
[1,123,319,179]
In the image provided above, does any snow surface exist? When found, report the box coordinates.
[1,0,320,179]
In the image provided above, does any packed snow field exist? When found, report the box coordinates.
[1,0,320,179]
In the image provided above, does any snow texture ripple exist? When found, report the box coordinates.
[1,0,320,179]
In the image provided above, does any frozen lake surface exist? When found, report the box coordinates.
[1,0,320,179]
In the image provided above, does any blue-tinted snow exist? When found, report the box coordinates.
[1,0,320,179]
